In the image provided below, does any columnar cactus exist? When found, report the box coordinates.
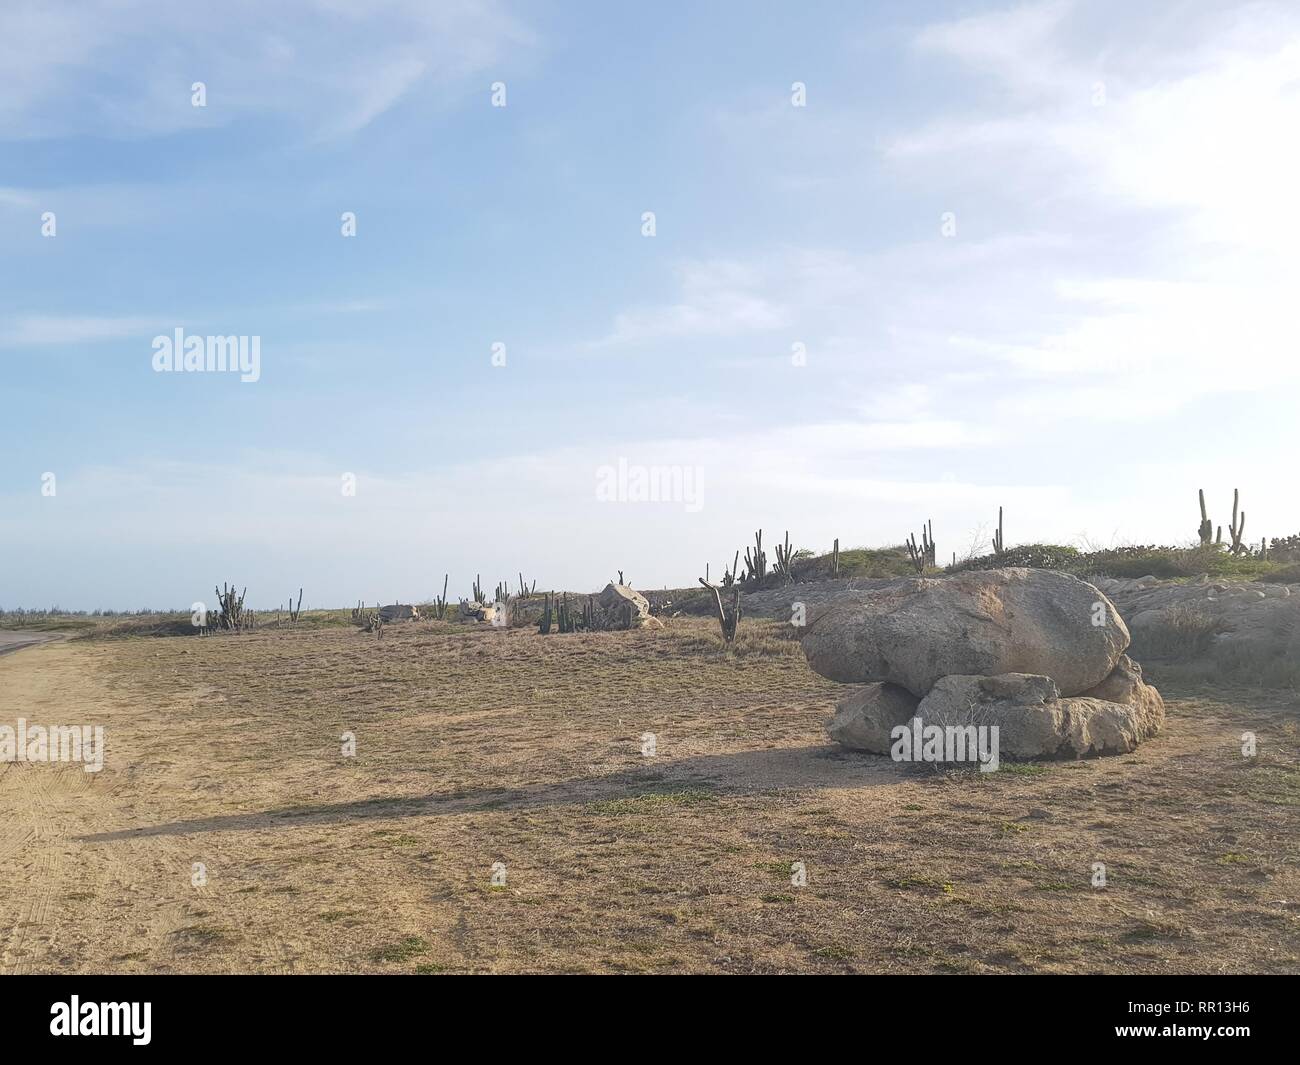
[699,578,741,643]
[744,530,767,582]
[435,574,449,620]
[773,530,796,584]
[722,550,740,587]
[1227,488,1246,555]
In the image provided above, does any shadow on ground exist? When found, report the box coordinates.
[78,743,899,842]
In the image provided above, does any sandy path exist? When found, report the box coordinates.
[0,632,65,657]
[0,639,198,973]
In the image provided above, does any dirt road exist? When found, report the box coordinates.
[0,639,225,973]
[0,632,64,657]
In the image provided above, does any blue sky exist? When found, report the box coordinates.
[2,0,1298,610]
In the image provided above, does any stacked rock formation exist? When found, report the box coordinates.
[802,568,1165,760]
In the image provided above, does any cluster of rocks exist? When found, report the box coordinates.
[801,568,1165,760]
[458,600,497,623]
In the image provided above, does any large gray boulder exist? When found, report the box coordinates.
[598,583,653,629]
[916,672,1162,759]
[379,603,420,623]
[826,683,920,751]
[801,568,1129,696]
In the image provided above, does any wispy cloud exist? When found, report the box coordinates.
[0,315,157,347]
[0,0,538,142]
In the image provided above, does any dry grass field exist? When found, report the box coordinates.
[1,618,1297,974]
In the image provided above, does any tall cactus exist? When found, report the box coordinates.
[744,529,767,582]
[773,530,796,584]
[1227,488,1246,555]
[700,578,741,643]
[435,574,449,620]
[1197,489,1213,546]
[993,507,1004,556]
[722,550,740,587]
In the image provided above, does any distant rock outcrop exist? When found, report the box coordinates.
[458,600,496,624]
[597,583,655,629]
[1091,575,1299,685]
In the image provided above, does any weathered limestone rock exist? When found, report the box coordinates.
[1078,653,1165,738]
[801,568,1129,696]
[915,672,1162,759]
[825,683,921,752]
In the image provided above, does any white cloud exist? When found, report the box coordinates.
[884,0,1300,407]
[914,0,1074,96]
[598,259,791,346]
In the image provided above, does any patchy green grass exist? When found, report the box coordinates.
[587,788,718,816]
[370,936,430,963]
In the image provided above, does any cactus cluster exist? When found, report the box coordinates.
[906,521,936,574]
[1197,488,1248,554]
[215,582,248,631]
[538,591,580,634]
[773,530,796,584]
